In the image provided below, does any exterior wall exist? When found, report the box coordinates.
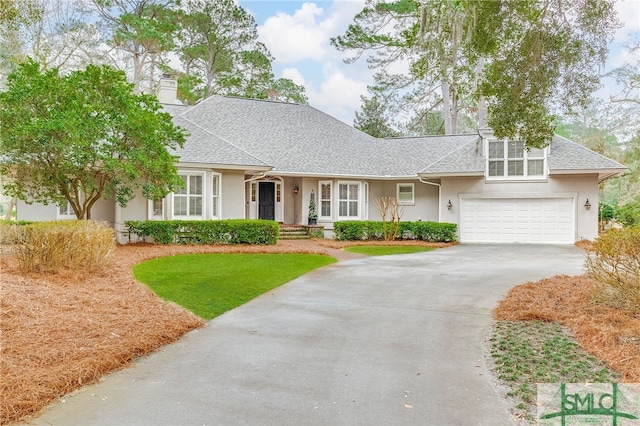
[221,170,246,219]
[290,177,439,229]
[17,198,116,223]
[368,180,439,222]
[17,200,59,222]
[440,174,600,242]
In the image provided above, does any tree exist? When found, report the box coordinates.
[91,0,179,93]
[0,60,187,219]
[332,0,619,148]
[173,0,307,103]
[0,0,41,83]
[354,95,399,138]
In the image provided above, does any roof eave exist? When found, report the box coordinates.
[549,167,628,182]
[417,171,484,178]
[268,171,420,180]
[176,162,273,172]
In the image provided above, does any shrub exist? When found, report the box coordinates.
[586,227,640,312]
[334,220,457,242]
[598,202,615,222]
[0,220,29,244]
[125,219,279,245]
[615,200,640,227]
[13,220,115,273]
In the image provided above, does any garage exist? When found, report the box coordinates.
[460,198,575,244]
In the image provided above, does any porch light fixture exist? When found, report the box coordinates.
[584,199,591,210]
[447,199,453,210]
[293,185,299,194]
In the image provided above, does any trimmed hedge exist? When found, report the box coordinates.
[124,219,279,245]
[333,220,457,242]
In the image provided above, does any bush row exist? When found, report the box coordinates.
[8,220,115,272]
[333,221,457,242]
[125,219,279,245]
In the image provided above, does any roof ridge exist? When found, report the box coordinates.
[384,133,478,140]
[177,115,272,167]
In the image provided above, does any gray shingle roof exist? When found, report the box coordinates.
[162,104,270,168]
[548,135,626,172]
[165,96,625,179]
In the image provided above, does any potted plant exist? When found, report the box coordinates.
[308,190,318,225]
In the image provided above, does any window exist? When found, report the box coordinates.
[319,181,332,218]
[251,182,257,202]
[174,173,203,217]
[148,198,165,220]
[397,183,414,205]
[338,182,359,218]
[212,173,221,218]
[487,140,546,179]
[58,200,75,217]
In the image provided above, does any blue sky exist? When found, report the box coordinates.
[239,0,640,125]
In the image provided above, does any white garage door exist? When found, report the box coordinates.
[460,198,574,244]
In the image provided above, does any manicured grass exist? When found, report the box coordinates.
[133,253,336,320]
[490,320,620,422]
[344,245,434,256]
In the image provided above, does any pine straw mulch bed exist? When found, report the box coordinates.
[0,241,346,425]
[494,274,640,382]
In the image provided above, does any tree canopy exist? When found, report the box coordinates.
[0,60,187,219]
[333,0,620,148]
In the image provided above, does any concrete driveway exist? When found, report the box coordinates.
[33,244,586,425]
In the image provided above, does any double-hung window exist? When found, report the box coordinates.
[174,173,203,218]
[338,182,359,218]
[488,140,546,179]
[397,183,414,205]
[319,181,332,218]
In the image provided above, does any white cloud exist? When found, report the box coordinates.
[260,1,371,124]
[307,70,368,124]
[258,3,328,63]
[281,68,306,86]
[614,0,640,40]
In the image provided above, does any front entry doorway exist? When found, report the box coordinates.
[258,182,275,220]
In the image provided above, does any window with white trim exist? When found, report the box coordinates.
[58,199,75,218]
[397,183,414,205]
[174,173,203,218]
[212,173,221,218]
[338,182,359,218]
[487,140,546,179]
[319,181,332,218]
[148,198,165,220]
[251,182,257,202]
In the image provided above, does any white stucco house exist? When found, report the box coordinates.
[16,79,626,244]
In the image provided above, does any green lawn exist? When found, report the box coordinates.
[133,253,336,319]
[344,245,434,256]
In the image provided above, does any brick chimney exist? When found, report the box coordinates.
[156,74,178,104]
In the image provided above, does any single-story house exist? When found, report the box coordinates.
[16,78,626,244]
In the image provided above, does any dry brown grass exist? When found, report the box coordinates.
[0,241,336,425]
[494,274,640,381]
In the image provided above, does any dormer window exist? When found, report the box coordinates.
[487,140,546,179]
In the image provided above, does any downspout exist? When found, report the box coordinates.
[418,177,442,223]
